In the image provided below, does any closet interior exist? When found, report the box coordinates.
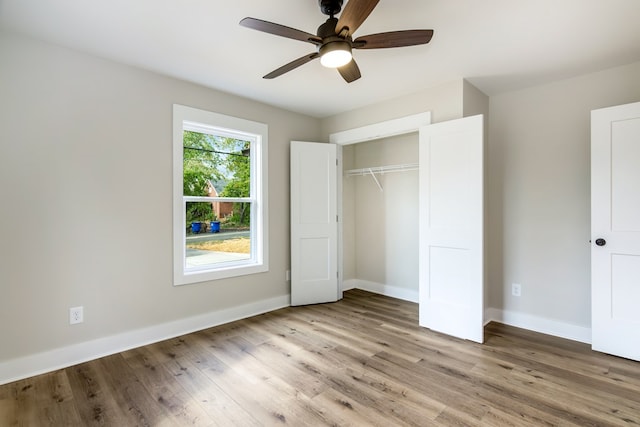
[341,132,420,302]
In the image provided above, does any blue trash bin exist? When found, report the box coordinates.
[210,221,220,233]
[191,222,202,234]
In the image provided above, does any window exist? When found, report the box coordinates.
[173,104,268,285]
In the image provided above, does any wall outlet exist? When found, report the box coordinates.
[286,269,291,281]
[512,283,522,297]
[69,306,84,324]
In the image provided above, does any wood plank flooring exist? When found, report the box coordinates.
[1,289,639,426]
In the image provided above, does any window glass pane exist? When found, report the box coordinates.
[173,104,267,285]
[185,201,251,269]
[183,131,251,198]
[183,129,253,270]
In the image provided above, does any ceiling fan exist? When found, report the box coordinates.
[240,0,434,83]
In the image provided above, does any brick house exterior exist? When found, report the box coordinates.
[206,181,234,220]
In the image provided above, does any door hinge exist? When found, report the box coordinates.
[336,215,339,222]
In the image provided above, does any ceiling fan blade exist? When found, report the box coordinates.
[335,0,380,36]
[353,30,434,49]
[263,53,320,79]
[240,17,322,45]
[337,59,361,83]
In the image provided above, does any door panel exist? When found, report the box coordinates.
[611,254,640,323]
[291,141,338,306]
[592,102,640,361]
[419,115,484,343]
[429,247,471,303]
[300,238,331,280]
[428,133,473,229]
[611,118,640,231]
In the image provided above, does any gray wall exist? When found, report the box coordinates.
[325,80,476,301]
[345,134,419,294]
[0,33,321,363]
[341,145,357,281]
[2,27,640,376]
[488,61,640,329]
[321,79,465,135]
[325,80,466,300]
[324,62,640,339]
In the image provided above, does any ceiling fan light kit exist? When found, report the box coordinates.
[319,40,352,68]
[240,0,434,83]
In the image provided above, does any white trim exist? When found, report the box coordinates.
[0,295,289,386]
[330,112,431,308]
[342,279,358,291]
[184,196,251,203]
[342,281,592,344]
[329,112,432,145]
[485,308,592,344]
[345,279,419,303]
[172,104,269,285]
[337,145,344,300]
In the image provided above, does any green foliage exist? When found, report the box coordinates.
[183,130,251,225]
[219,141,250,198]
[183,131,222,196]
[219,140,251,226]
[220,212,250,229]
[186,202,215,225]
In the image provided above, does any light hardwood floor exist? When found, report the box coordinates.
[1,289,639,426]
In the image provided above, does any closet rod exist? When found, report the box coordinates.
[344,163,419,177]
[368,168,384,191]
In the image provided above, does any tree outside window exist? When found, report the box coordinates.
[173,104,268,285]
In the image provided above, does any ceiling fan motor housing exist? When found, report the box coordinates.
[317,17,352,54]
[318,0,343,16]
[317,17,339,39]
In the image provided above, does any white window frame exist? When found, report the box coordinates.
[173,104,268,285]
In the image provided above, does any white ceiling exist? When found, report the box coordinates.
[2,0,640,118]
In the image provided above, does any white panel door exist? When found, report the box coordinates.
[592,101,640,361]
[291,141,339,306]
[419,115,484,343]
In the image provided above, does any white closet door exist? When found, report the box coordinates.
[592,101,640,361]
[291,141,339,306]
[418,115,484,343]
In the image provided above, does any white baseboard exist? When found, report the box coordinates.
[344,281,590,344]
[0,295,290,386]
[342,279,358,291]
[343,279,419,303]
[485,308,591,344]
[1,291,593,385]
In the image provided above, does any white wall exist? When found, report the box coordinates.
[488,61,640,340]
[0,32,321,382]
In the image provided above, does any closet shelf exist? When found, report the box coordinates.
[344,163,419,177]
[344,163,419,192]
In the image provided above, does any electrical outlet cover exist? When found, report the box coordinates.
[512,283,522,297]
[69,306,84,324]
